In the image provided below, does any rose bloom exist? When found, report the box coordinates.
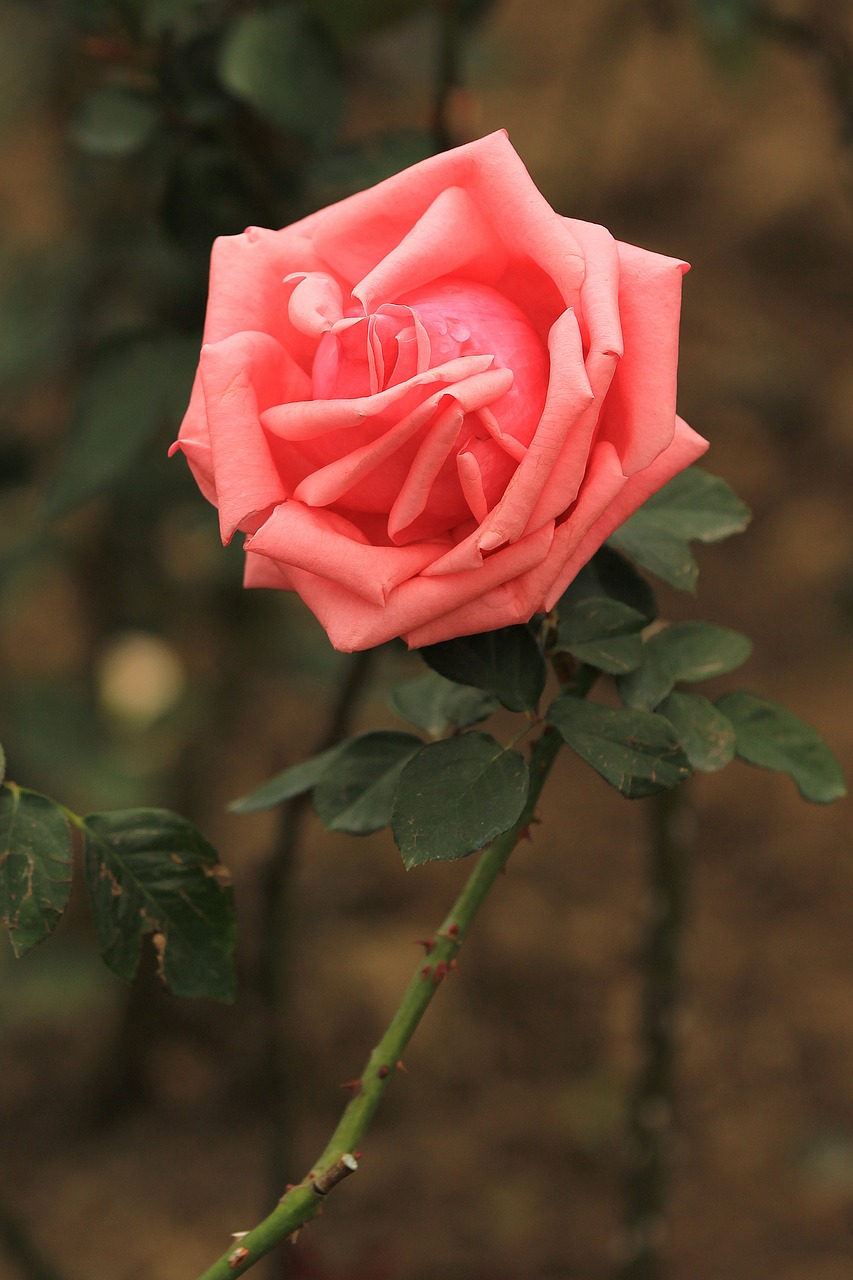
[173,131,707,651]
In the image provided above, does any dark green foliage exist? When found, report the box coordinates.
[230,743,346,813]
[716,693,847,803]
[0,785,73,957]
[657,691,736,772]
[554,596,647,675]
[392,732,529,868]
[608,467,751,592]
[618,622,753,710]
[82,808,236,1001]
[421,625,547,712]
[312,731,423,834]
[387,671,499,737]
[547,695,692,799]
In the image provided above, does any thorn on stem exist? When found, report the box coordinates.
[395,1060,408,1073]
[421,964,432,980]
[377,1064,390,1079]
[228,1246,250,1269]
[415,938,435,954]
[431,960,449,986]
[338,1078,362,1094]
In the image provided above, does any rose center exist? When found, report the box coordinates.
[305,277,549,542]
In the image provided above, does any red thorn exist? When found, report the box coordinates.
[448,958,458,971]
[447,922,459,939]
[421,965,432,980]
[377,1064,390,1079]
[395,1060,408,1073]
[338,1079,362,1094]
[415,938,435,954]
[353,1150,362,1160]
[431,960,449,986]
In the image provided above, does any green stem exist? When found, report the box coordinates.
[194,725,563,1280]
[617,785,692,1280]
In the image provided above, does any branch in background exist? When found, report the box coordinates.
[257,649,375,1279]
[431,0,462,153]
[617,786,694,1280]
[195,726,564,1280]
[0,1202,68,1280]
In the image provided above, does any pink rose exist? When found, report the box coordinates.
[172,131,707,651]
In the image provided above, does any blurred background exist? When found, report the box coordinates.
[1,1,852,1278]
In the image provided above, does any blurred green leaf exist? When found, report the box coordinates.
[658,691,736,772]
[229,742,345,813]
[313,731,423,834]
[556,596,647,675]
[393,732,529,868]
[303,0,431,43]
[387,671,498,737]
[608,467,751,592]
[619,622,753,710]
[0,247,82,389]
[72,87,160,157]
[218,4,344,147]
[45,333,198,518]
[82,808,236,1000]
[306,130,434,204]
[547,695,692,798]
[421,625,547,713]
[716,693,847,804]
[0,785,73,958]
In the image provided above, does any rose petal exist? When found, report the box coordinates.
[593,240,688,475]
[420,308,592,576]
[284,271,345,338]
[264,520,555,652]
[199,331,307,542]
[541,415,709,610]
[260,354,494,440]
[303,131,585,307]
[294,366,512,510]
[352,184,508,312]
[245,501,449,605]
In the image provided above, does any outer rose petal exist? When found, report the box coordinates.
[404,417,709,648]
[299,131,586,309]
[199,331,305,542]
[594,240,688,475]
[272,522,556,653]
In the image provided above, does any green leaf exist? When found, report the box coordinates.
[547,695,692,798]
[392,732,529,868]
[218,5,343,148]
[715,693,847,804]
[82,809,235,1001]
[657,691,736,772]
[421,625,547,712]
[307,130,434,203]
[229,742,344,813]
[556,596,647,675]
[387,671,498,737]
[0,785,74,958]
[619,622,753,710]
[313,732,423,834]
[71,87,160,157]
[44,334,198,518]
[608,467,751,592]
[559,544,658,620]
